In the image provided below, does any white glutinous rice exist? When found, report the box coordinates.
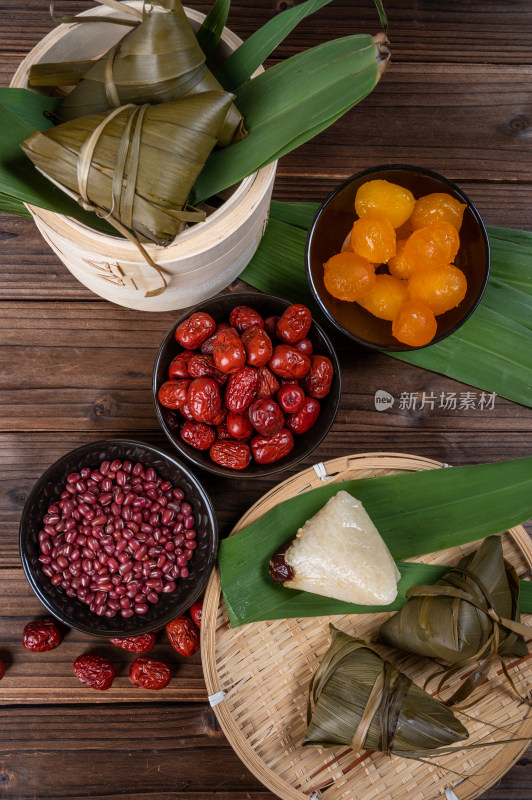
[283,490,400,605]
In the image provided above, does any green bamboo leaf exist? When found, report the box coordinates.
[393,305,532,407]
[196,0,231,61]
[218,457,532,626]
[0,88,59,131]
[190,34,386,204]
[487,225,532,294]
[0,192,33,218]
[373,0,388,32]
[216,0,334,90]
[269,199,319,229]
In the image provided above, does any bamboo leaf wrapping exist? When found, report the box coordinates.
[218,458,532,627]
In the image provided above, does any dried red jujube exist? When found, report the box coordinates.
[248,398,285,437]
[277,383,305,414]
[180,420,216,450]
[109,634,156,653]
[175,312,216,349]
[302,355,334,399]
[166,615,200,657]
[129,657,171,689]
[158,379,191,410]
[189,600,202,628]
[269,345,311,380]
[23,618,63,652]
[251,428,294,464]
[188,354,228,386]
[212,329,246,374]
[229,305,264,333]
[226,410,254,439]
[242,325,273,367]
[187,377,222,424]
[225,366,259,413]
[73,653,116,690]
[276,304,312,344]
[168,351,194,379]
[286,396,321,434]
[209,440,251,470]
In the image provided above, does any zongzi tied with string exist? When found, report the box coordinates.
[379,536,529,664]
[29,0,245,146]
[269,490,400,605]
[21,91,233,247]
[304,624,468,756]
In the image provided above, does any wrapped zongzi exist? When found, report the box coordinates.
[29,0,245,146]
[304,625,468,756]
[21,91,233,247]
[379,536,529,663]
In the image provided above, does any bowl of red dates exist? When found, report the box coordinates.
[153,292,341,477]
[19,439,217,638]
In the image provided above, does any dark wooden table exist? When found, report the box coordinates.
[1,1,531,798]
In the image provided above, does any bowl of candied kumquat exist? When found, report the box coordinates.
[305,165,490,351]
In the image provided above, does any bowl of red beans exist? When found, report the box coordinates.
[153,292,341,477]
[19,439,217,637]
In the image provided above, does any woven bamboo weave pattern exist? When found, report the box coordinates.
[202,453,532,800]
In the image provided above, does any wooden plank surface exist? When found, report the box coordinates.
[1,0,531,798]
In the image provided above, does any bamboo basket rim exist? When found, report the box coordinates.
[11,1,277,254]
[202,452,532,800]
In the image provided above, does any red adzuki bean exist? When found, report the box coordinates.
[37,459,197,619]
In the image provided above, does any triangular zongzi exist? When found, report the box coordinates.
[379,536,529,663]
[269,490,400,605]
[304,624,468,756]
[29,0,245,146]
[21,91,234,246]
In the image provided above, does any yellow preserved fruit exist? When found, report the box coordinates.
[358,274,409,321]
[403,222,460,273]
[392,300,438,347]
[350,215,396,263]
[408,264,468,315]
[323,251,376,302]
[410,192,466,232]
[355,179,415,229]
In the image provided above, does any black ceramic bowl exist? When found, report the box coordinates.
[306,165,490,351]
[19,439,217,638]
[153,292,341,478]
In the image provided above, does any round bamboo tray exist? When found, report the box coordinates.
[202,452,532,800]
[10,3,277,311]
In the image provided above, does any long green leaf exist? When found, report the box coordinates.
[218,457,532,626]
[216,0,334,90]
[193,0,231,61]
[373,0,388,32]
[190,34,382,204]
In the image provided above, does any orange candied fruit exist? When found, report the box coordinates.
[410,192,466,232]
[357,274,409,321]
[323,251,376,302]
[403,222,460,273]
[355,180,415,229]
[388,239,414,280]
[392,300,437,347]
[350,215,396,263]
[408,264,468,316]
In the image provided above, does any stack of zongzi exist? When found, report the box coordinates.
[29,0,245,146]
[304,624,468,756]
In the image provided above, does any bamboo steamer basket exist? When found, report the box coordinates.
[10,3,277,311]
[202,452,532,800]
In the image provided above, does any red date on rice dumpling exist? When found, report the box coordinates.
[304,624,468,756]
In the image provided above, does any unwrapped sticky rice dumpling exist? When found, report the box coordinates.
[269,490,400,605]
